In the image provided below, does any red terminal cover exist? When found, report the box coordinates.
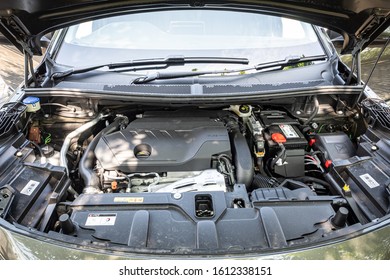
[325,160,333,169]
[271,133,287,144]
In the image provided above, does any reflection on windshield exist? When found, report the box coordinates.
[57,10,325,70]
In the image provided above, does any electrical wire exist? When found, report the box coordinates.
[303,96,319,125]
[29,141,46,164]
[304,155,317,162]
[270,144,286,169]
[44,133,52,144]
[304,155,324,172]
[217,154,235,185]
[317,124,326,134]
[41,103,76,112]
[305,170,323,174]
[106,172,160,192]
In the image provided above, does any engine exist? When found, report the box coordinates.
[95,112,231,172]
[93,111,254,193]
[91,107,313,194]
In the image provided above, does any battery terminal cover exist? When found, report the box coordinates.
[271,133,287,144]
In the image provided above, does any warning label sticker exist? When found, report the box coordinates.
[360,173,380,188]
[279,124,299,139]
[85,213,117,226]
[20,180,39,196]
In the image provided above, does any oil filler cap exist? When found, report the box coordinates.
[134,144,152,159]
[271,133,287,144]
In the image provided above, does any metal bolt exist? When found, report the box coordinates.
[296,111,302,115]
[87,112,94,117]
[371,145,378,151]
[173,193,182,200]
[337,110,344,115]
[16,151,23,157]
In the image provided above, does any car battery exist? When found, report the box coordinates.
[264,124,307,151]
[263,123,307,177]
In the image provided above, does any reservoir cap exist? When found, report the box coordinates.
[23,96,40,112]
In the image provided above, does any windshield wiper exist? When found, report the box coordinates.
[253,55,327,71]
[132,55,328,84]
[51,56,249,80]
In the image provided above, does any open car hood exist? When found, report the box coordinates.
[0,0,389,55]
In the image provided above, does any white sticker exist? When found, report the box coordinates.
[20,180,40,196]
[359,173,380,188]
[85,213,117,226]
[279,124,299,139]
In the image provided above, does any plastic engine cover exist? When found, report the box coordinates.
[95,116,231,172]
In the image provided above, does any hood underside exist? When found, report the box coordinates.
[0,0,389,55]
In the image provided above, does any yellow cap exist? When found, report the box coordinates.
[343,184,350,192]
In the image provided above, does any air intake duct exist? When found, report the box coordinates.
[229,128,254,189]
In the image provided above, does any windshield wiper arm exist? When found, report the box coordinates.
[253,55,327,71]
[132,70,219,84]
[51,56,249,79]
[132,55,328,84]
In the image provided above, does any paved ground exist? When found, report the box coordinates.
[361,58,390,100]
[0,44,388,100]
[0,44,27,89]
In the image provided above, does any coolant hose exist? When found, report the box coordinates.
[60,114,105,175]
[303,96,319,125]
[79,117,128,193]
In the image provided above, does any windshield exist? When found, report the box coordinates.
[56,10,326,71]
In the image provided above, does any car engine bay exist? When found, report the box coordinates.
[1,94,390,252]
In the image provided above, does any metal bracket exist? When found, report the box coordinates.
[0,185,15,219]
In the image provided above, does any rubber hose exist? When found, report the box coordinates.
[60,114,104,175]
[79,117,127,193]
